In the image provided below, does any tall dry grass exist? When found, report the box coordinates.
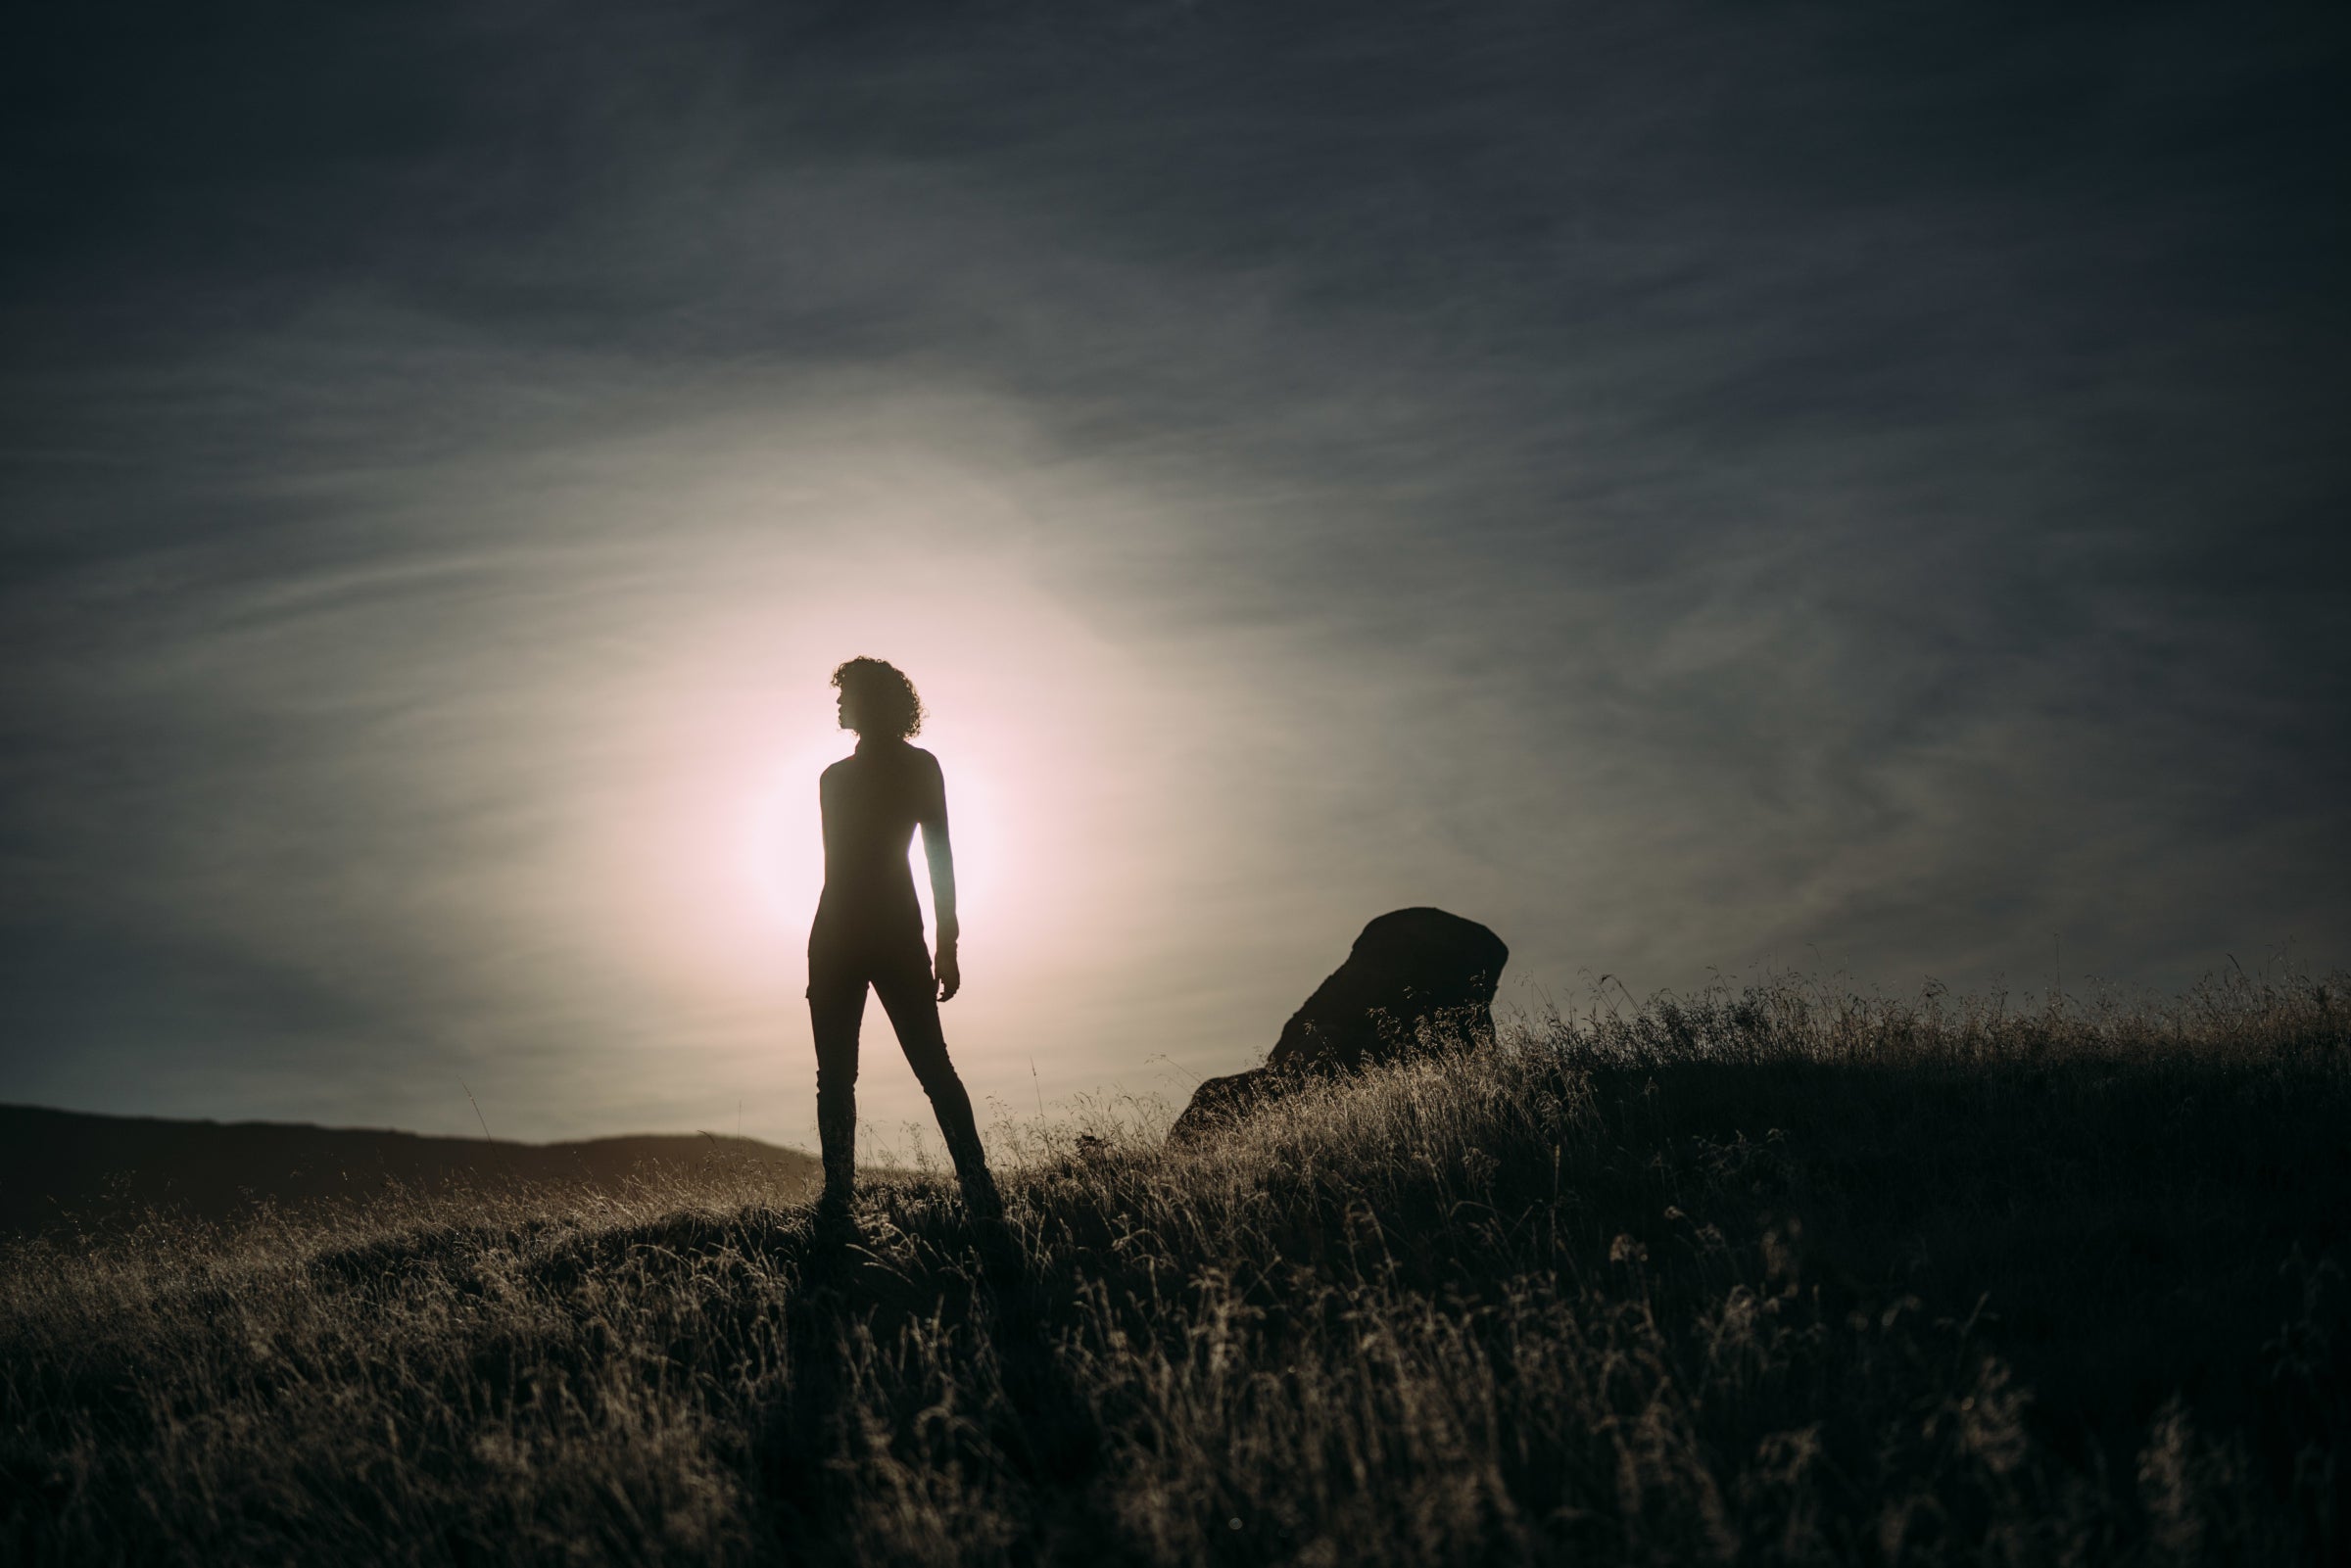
[3,968,2344,1565]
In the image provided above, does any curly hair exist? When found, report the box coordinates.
[831,656,925,738]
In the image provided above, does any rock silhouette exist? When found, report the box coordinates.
[1170,907,1508,1141]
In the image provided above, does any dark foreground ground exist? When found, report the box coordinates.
[3,972,2345,1565]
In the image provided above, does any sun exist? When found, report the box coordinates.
[561,549,1162,1061]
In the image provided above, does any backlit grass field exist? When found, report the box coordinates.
[4,970,2344,1565]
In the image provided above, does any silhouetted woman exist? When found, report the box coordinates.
[807,657,1002,1222]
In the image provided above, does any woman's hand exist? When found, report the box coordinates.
[936,937,961,1003]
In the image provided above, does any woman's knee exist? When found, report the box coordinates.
[903,1043,966,1100]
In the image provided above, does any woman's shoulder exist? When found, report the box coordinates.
[828,740,939,779]
[904,743,945,797]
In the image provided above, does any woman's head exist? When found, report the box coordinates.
[831,657,925,738]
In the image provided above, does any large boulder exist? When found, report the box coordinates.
[1169,908,1508,1142]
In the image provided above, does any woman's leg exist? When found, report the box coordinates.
[806,969,868,1212]
[872,960,1002,1220]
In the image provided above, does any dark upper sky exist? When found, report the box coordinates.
[6,1,2347,1143]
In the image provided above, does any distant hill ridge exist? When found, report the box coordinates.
[0,1104,818,1236]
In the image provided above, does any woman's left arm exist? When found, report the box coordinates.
[920,755,960,1000]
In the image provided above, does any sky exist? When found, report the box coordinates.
[5,0,2347,1149]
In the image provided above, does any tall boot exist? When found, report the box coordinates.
[925,1081,1003,1222]
[944,1124,1003,1222]
[816,1091,857,1218]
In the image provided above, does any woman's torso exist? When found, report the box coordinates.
[812,740,939,949]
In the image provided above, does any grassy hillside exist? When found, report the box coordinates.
[3,970,2344,1565]
[0,1107,819,1235]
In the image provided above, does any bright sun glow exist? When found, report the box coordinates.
[466,430,1257,1137]
[559,538,1181,1105]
